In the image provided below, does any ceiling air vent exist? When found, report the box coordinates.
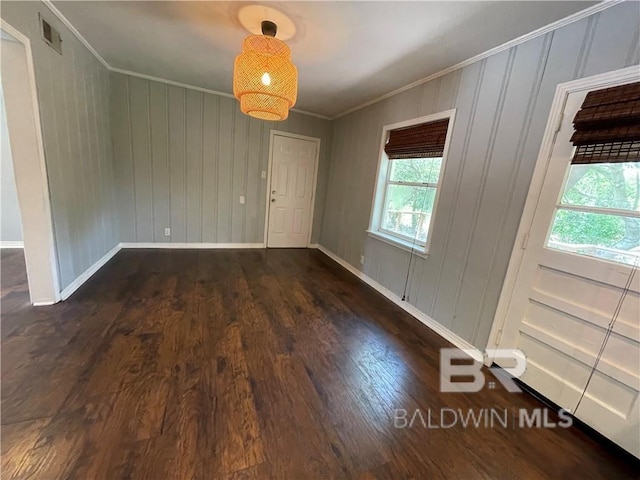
[39,13,62,55]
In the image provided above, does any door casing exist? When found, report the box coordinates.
[263,130,321,249]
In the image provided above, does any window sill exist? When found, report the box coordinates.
[366,230,429,258]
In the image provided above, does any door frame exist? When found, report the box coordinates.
[485,65,640,365]
[263,130,321,248]
[1,19,61,305]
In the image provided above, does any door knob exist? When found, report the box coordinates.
[272,190,276,194]
[271,198,275,202]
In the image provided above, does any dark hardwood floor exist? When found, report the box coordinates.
[1,248,637,479]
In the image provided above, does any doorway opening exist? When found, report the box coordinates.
[1,22,60,305]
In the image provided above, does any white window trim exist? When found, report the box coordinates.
[368,109,456,256]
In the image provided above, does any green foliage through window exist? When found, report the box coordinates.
[548,162,640,266]
[381,157,443,243]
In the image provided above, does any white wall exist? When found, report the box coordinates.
[319,1,640,350]
[0,84,22,243]
[1,2,119,290]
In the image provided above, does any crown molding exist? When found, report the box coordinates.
[110,67,236,99]
[331,0,624,119]
[109,68,331,120]
[41,0,622,122]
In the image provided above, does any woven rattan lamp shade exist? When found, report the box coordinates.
[233,35,298,121]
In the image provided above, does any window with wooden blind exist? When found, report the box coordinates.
[546,82,640,266]
[368,111,455,254]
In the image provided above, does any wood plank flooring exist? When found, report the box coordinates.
[1,248,637,479]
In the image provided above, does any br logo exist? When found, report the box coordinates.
[440,349,526,393]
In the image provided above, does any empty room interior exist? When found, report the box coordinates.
[1,0,640,478]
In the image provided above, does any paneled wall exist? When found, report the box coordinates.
[1,2,119,290]
[110,72,332,245]
[320,2,640,350]
[0,87,22,243]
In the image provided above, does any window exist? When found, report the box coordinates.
[546,81,640,266]
[369,111,454,254]
[547,161,640,266]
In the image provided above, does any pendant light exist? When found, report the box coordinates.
[233,20,298,121]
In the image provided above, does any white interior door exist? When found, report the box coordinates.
[496,88,640,457]
[267,134,317,248]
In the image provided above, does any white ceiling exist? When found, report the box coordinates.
[53,1,597,118]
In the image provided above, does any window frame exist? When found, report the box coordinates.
[368,110,456,256]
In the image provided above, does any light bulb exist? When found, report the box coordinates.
[261,72,271,86]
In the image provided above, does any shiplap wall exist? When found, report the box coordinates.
[110,72,332,245]
[1,2,118,290]
[320,1,640,350]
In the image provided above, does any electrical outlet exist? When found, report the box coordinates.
[360,255,365,265]
[164,228,171,237]
[261,170,267,179]
[239,196,245,204]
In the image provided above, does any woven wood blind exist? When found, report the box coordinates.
[385,119,449,159]
[571,81,640,164]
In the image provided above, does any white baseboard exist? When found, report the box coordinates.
[315,245,484,362]
[0,241,24,248]
[32,301,55,306]
[60,244,121,300]
[308,243,320,249]
[119,242,265,249]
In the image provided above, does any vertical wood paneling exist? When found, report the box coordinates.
[583,2,640,77]
[421,60,484,319]
[101,66,118,250]
[111,73,332,246]
[149,82,170,242]
[87,60,105,258]
[455,36,550,343]
[168,86,186,243]
[202,94,220,242]
[417,79,438,116]
[64,48,83,268]
[111,74,135,243]
[319,2,639,350]
[1,1,119,290]
[311,118,332,243]
[447,49,516,339]
[186,89,203,242]
[231,111,248,243]
[245,119,263,242]
[129,77,153,242]
[40,49,75,286]
[216,97,234,243]
[67,44,90,271]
